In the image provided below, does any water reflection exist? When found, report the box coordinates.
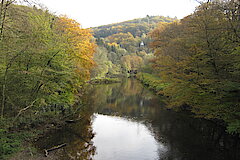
[36,78,240,160]
[85,78,240,160]
[85,79,163,119]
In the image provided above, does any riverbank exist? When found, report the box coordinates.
[136,73,168,94]
[2,92,94,160]
[1,75,112,159]
[1,113,67,160]
[9,120,71,160]
[136,72,240,136]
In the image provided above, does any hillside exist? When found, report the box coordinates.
[90,16,177,78]
[92,15,177,38]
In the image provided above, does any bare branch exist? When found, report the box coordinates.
[13,99,37,122]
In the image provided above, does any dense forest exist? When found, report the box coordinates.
[0,0,239,159]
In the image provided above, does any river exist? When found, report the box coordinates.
[36,78,240,160]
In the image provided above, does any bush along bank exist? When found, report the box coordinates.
[136,73,168,94]
[136,72,240,136]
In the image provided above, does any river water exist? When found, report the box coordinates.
[36,78,240,160]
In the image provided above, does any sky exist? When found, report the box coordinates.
[36,0,199,28]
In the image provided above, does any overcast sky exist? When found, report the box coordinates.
[36,0,199,28]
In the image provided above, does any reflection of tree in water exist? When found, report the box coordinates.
[35,104,96,160]
[62,105,96,160]
[84,78,163,118]
[120,78,142,96]
[144,108,240,160]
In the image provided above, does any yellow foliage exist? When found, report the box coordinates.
[55,16,96,80]
[108,42,119,47]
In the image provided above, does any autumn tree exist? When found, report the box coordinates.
[150,0,240,133]
[121,55,143,72]
[55,16,95,81]
[0,5,95,121]
[106,32,138,52]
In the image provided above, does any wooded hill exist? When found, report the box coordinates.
[90,16,177,78]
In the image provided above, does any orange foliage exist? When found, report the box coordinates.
[56,16,96,80]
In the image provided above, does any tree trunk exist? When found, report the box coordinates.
[0,0,15,40]
[1,48,27,119]
[44,143,67,157]
[1,67,7,119]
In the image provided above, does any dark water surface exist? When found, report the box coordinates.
[36,79,240,160]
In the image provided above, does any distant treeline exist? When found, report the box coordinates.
[92,15,177,38]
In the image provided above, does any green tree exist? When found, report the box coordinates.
[91,47,112,78]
